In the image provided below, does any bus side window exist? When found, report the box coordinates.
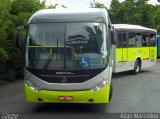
[117,32,126,48]
[128,32,136,47]
[142,33,149,47]
[136,33,142,47]
[117,33,122,48]
[122,33,127,48]
[150,34,156,47]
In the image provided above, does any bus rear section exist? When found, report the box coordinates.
[157,35,160,58]
[24,8,113,103]
[112,24,157,74]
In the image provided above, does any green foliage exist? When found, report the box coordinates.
[1,0,160,83]
[109,0,123,23]
[9,0,45,16]
[91,0,160,34]
[47,4,59,9]
[0,48,9,73]
[0,0,45,82]
[90,0,107,9]
[0,69,16,82]
[47,4,67,9]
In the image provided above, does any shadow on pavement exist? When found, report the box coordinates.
[112,70,151,79]
[32,103,109,113]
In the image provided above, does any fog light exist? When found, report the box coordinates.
[25,80,41,92]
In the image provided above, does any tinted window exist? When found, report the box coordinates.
[117,33,122,48]
[27,23,108,70]
[150,34,156,46]
[123,33,127,47]
[28,23,65,46]
[142,33,149,47]
[128,33,136,47]
[117,32,126,48]
[136,33,142,47]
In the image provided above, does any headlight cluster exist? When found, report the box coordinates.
[25,80,41,92]
[90,80,108,92]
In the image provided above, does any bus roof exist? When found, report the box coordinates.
[112,24,157,33]
[28,8,109,24]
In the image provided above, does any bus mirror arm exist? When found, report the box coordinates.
[16,31,22,48]
[17,25,27,30]
[16,25,27,48]
[110,26,116,45]
[108,24,112,29]
[24,25,27,29]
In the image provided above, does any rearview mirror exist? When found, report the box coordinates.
[16,32,22,48]
[17,25,26,30]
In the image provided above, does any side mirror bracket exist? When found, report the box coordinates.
[16,32,22,48]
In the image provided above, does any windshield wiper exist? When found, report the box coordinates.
[42,37,59,73]
[42,51,55,73]
[42,35,90,74]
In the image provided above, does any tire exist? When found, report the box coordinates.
[109,83,113,102]
[133,59,141,74]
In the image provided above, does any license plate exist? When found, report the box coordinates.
[58,96,73,101]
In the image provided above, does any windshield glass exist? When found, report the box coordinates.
[26,23,108,70]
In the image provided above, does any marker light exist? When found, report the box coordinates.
[90,80,108,92]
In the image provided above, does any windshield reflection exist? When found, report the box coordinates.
[26,23,108,70]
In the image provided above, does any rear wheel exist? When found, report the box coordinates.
[133,59,141,74]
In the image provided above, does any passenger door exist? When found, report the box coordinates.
[116,32,127,62]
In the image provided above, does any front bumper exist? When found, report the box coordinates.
[24,83,110,103]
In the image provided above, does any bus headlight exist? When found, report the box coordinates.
[90,80,108,92]
[25,80,41,92]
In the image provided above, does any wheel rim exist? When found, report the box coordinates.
[135,61,140,73]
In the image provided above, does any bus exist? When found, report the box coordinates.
[157,35,160,58]
[112,24,157,74]
[24,8,113,103]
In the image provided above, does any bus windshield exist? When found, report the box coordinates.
[26,23,108,70]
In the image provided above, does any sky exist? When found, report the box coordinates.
[43,0,160,9]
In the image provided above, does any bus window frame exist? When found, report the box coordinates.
[128,32,137,47]
[149,33,156,47]
[142,32,149,47]
[116,32,127,48]
[135,32,142,47]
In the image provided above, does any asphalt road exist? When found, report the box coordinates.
[0,63,160,118]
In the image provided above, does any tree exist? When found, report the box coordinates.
[109,0,123,23]
[90,0,107,9]
[0,0,45,82]
[47,4,59,8]
[153,5,160,33]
